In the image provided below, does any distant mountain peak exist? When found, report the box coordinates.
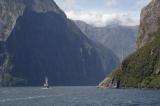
[75,20,138,61]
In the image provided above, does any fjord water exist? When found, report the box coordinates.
[0,87,160,106]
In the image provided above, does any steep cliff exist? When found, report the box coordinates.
[75,20,138,61]
[0,0,105,86]
[100,0,160,89]
[137,0,160,48]
[0,0,65,41]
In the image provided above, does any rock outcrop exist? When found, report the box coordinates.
[137,0,160,48]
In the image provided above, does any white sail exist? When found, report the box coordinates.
[44,76,49,88]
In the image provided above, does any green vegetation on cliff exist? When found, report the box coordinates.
[111,32,160,89]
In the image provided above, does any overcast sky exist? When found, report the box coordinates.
[54,0,151,27]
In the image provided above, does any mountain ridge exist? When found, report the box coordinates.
[75,20,138,61]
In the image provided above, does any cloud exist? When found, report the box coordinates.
[55,0,151,27]
[66,10,139,27]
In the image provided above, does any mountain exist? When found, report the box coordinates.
[75,20,138,61]
[99,0,160,89]
[94,43,119,75]
[0,0,107,86]
[0,0,66,41]
[74,21,120,75]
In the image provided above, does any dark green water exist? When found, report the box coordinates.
[0,86,159,106]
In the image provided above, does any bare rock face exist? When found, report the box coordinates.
[137,0,160,48]
[23,0,65,15]
[0,0,25,41]
[0,0,65,41]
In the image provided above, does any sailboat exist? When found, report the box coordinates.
[43,76,49,89]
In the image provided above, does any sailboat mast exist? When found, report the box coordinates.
[45,76,48,84]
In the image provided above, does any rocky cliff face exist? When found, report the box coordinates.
[0,0,105,86]
[0,0,24,41]
[0,0,65,41]
[137,0,160,48]
[75,20,138,61]
[100,0,160,89]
